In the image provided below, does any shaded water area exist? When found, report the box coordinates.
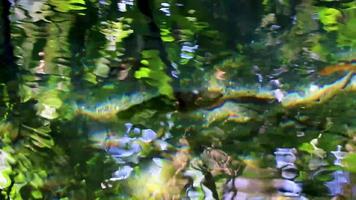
[1,0,356,199]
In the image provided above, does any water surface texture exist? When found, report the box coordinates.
[1,0,356,199]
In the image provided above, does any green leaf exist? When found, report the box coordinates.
[161,29,175,42]
[36,104,59,119]
[14,173,26,183]
[134,67,151,79]
[10,183,25,200]
[140,60,149,66]
[299,142,314,154]
[31,190,43,199]
[30,134,54,148]
[49,0,87,13]
[0,168,12,189]
[100,20,133,45]
[134,50,174,98]
[319,8,342,32]
[19,85,33,103]
[336,8,356,48]
[30,174,44,188]
[83,72,98,84]
[39,91,63,108]
[342,153,356,173]
[94,62,110,78]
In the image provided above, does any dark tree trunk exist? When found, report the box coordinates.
[0,0,16,83]
[136,0,179,89]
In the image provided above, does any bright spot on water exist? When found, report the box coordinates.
[141,129,157,142]
[160,2,171,16]
[111,165,133,181]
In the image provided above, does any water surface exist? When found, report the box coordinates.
[1,0,356,199]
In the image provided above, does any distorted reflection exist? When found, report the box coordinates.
[1,0,356,199]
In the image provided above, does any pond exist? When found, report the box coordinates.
[0,0,356,199]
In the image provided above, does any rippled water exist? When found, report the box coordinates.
[1,0,356,199]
